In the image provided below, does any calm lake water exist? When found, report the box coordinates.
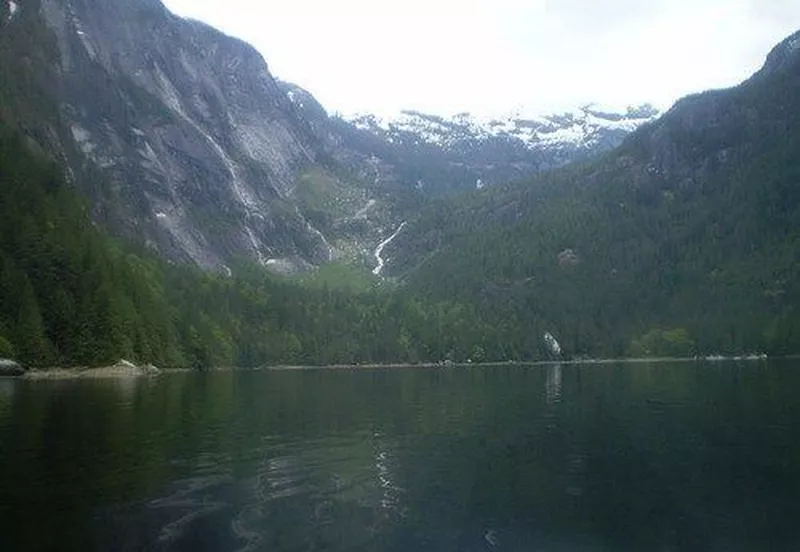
[1,362,799,552]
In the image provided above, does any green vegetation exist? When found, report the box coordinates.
[0,126,501,368]
[297,261,381,292]
[628,328,695,358]
[0,129,183,367]
[0,335,14,358]
[295,168,360,218]
[391,51,800,359]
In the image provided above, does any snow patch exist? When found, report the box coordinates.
[7,1,18,19]
[286,89,304,109]
[347,104,658,152]
[537,123,586,147]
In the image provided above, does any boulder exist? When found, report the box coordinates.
[109,360,161,376]
[142,364,161,375]
[0,359,24,377]
[113,359,138,371]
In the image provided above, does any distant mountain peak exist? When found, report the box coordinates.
[344,104,659,153]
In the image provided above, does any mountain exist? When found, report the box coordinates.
[0,0,653,275]
[381,29,800,358]
[342,105,659,193]
[280,80,658,198]
[1,0,399,274]
[279,82,657,207]
[1,1,799,365]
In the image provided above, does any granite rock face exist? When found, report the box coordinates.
[18,0,338,272]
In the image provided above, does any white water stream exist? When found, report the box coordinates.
[154,68,267,265]
[372,222,406,276]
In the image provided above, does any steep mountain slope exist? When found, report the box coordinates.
[1,0,393,273]
[384,30,800,358]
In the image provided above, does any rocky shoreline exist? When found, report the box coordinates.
[21,360,161,380]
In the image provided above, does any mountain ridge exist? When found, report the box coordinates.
[380,28,800,357]
[323,100,659,195]
[345,104,659,153]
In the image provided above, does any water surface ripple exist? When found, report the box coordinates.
[0,362,798,551]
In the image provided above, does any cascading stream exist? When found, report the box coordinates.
[372,222,406,276]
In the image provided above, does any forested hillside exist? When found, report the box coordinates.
[0,126,507,367]
[386,31,800,359]
[0,128,180,366]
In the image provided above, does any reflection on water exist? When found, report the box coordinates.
[1,363,800,551]
[149,474,232,546]
[0,378,17,400]
[545,363,563,405]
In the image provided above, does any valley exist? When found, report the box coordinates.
[3,4,800,551]
[0,0,799,367]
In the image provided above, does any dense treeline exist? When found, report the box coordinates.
[0,128,506,367]
[0,130,180,366]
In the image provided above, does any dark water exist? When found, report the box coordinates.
[1,362,799,552]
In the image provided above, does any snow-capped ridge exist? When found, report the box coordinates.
[345,104,659,152]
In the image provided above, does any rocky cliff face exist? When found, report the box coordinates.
[5,0,353,272]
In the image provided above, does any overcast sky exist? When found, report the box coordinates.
[162,0,800,117]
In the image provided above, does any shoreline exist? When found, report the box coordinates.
[12,354,775,380]
[22,360,161,380]
[264,355,771,371]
